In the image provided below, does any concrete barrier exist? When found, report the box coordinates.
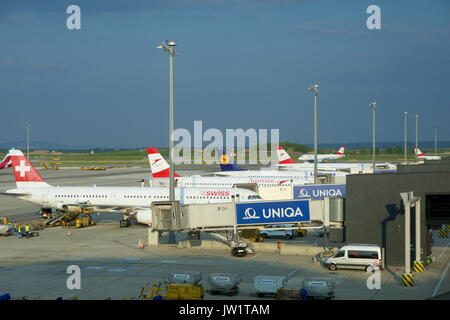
[279,244,338,256]
[185,240,229,251]
[179,239,337,256]
[252,242,279,253]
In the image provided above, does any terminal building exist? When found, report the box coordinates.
[343,159,450,266]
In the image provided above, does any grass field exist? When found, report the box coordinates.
[0,148,448,168]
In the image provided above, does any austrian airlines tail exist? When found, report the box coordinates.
[216,147,244,171]
[0,154,12,169]
[8,149,50,189]
[276,146,296,164]
[336,146,345,155]
[414,147,425,157]
[147,148,181,178]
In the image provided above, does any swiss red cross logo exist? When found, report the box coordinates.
[10,153,45,183]
[15,160,31,177]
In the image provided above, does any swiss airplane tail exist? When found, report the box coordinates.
[0,153,12,169]
[8,149,49,189]
[415,147,425,157]
[276,146,296,164]
[216,147,244,171]
[147,148,181,178]
[336,146,345,155]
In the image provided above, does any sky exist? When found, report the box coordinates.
[0,0,449,149]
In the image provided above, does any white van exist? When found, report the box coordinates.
[259,225,296,240]
[323,244,382,272]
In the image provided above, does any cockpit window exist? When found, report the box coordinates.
[247,195,262,200]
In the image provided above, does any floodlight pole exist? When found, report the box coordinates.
[308,83,319,184]
[157,41,178,203]
[26,122,30,160]
[404,112,408,164]
[169,47,175,202]
[415,114,419,152]
[370,102,376,170]
[434,124,438,156]
[158,40,178,245]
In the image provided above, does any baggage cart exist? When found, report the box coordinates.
[207,273,241,296]
[254,275,287,298]
[302,278,335,299]
[167,271,202,285]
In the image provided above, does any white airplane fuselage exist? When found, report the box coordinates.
[277,162,396,171]
[298,154,344,161]
[6,186,259,224]
[171,175,311,187]
[213,169,347,179]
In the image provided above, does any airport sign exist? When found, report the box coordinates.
[294,184,346,200]
[236,200,310,225]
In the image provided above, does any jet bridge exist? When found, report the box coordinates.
[149,196,345,256]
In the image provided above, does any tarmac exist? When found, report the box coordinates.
[0,167,449,300]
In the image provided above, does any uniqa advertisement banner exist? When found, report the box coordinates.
[294,184,346,200]
[236,200,310,225]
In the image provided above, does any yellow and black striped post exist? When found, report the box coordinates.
[440,229,448,238]
[445,224,450,232]
[413,261,425,273]
[402,273,415,287]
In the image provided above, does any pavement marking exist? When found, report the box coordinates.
[437,242,449,262]
[109,268,127,272]
[286,267,301,278]
[123,258,141,261]
[161,260,176,264]
[275,256,287,264]
[86,266,104,270]
[432,261,450,298]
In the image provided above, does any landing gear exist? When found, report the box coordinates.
[120,219,131,228]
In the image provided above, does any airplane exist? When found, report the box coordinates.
[414,147,441,160]
[214,147,347,180]
[0,153,12,169]
[147,148,310,187]
[276,146,397,172]
[1,149,262,228]
[297,146,345,162]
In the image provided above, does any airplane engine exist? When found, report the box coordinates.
[135,209,152,225]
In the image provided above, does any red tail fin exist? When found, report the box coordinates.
[276,146,296,164]
[147,148,181,178]
[8,149,49,188]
